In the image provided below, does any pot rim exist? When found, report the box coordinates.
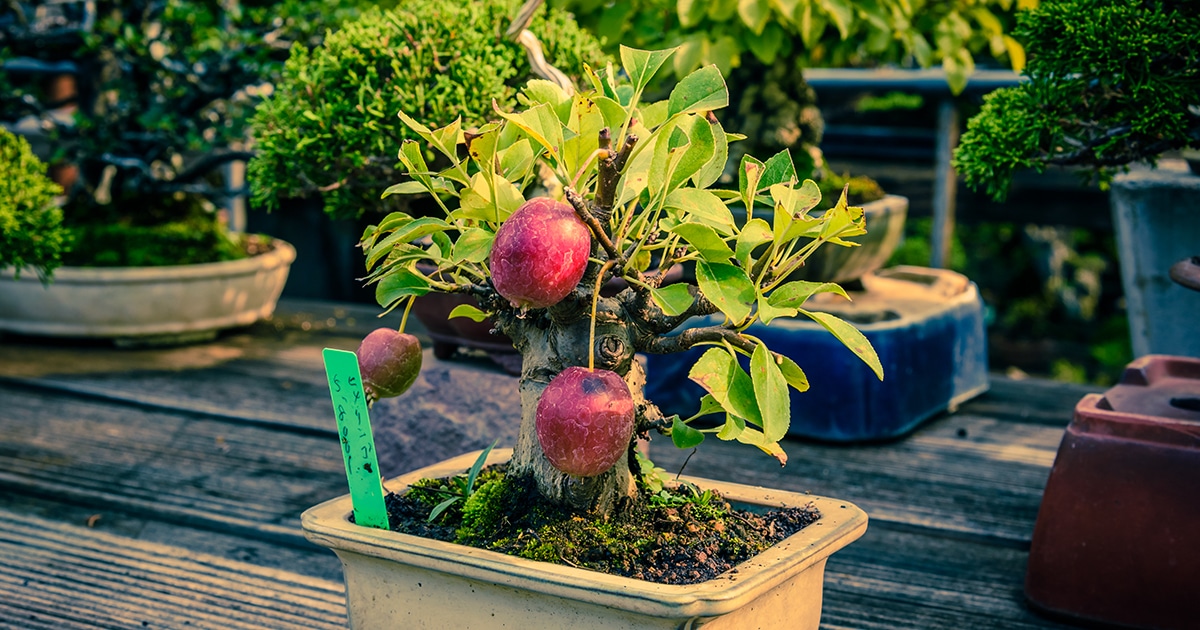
[1,237,296,284]
[302,448,868,620]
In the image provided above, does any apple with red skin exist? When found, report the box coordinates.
[355,328,422,401]
[490,197,591,309]
[535,366,635,477]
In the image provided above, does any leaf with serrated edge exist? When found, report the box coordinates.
[759,149,797,189]
[621,46,676,94]
[768,280,850,309]
[670,223,734,263]
[735,218,772,270]
[800,309,884,380]
[751,343,789,442]
[696,261,755,324]
[665,189,736,235]
[667,65,729,118]
[451,228,494,263]
[756,293,797,325]
[776,353,810,392]
[650,284,695,317]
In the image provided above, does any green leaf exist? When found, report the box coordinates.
[798,2,828,50]
[687,348,762,426]
[678,0,706,28]
[737,0,770,35]
[735,218,772,270]
[381,180,435,198]
[615,132,657,207]
[745,21,785,64]
[692,118,729,189]
[673,36,705,77]
[943,47,975,96]
[667,116,716,193]
[448,303,489,322]
[750,343,790,442]
[636,100,670,131]
[667,65,729,118]
[465,126,500,174]
[690,393,725,419]
[759,150,798,190]
[521,80,571,113]
[671,416,706,448]
[620,46,676,94]
[427,496,460,523]
[454,173,524,223]
[768,280,850,309]
[735,426,787,466]
[365,217,453,269]
[738,155,765,211]
[563,94,605,183]
[595,96,629,132]
[664,189,736,235]
[650,283,695,317]
[708,0,738,21]
[715,413,746,440]
[756,293,796,325]
[670,223,734,263]
[820,0,854,39]
[775,353,810,392]
[450,228,494,263]
[696,261,756,324]
[498,139,535,182]
[799,309,884,380]
[495,102,564,166]
[376,266,433,308]
[466,440,498,497]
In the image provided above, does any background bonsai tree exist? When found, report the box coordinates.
[0,0,369,266]
[558,0,1029,188]
[953,0,1200,199]
[357,48,883,515]
[0,127,70,279]
[247,0,609,221]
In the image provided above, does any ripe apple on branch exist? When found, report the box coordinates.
[356,47,883,515]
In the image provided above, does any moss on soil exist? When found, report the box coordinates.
[381,464,821,585]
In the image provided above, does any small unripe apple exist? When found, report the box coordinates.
[535,366,635,477]
[355,328,422,400]
[490,197,591,309]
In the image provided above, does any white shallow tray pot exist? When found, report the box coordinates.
[302,449,868,630]
[0,239,295,344]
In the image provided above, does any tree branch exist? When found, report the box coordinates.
[564,186,623,263]
[640,325,756,355]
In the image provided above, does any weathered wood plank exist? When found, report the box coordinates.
[649,408,1066,545]
[821,526,1075,629]
[0,509,346,630]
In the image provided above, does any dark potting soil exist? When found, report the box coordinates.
[369,464,821,586]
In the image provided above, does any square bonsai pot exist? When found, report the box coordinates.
[302,449,868,629]
[1025,355,1200,629]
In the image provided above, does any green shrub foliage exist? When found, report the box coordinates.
[0,128,69,278]
[954,0,1200,199]
[0,0,373,266]
[248,0,610,220]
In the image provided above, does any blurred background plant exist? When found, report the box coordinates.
[247,0,609,221]
[954,0,1200,198]
[0,127,70,280]
[0,0,372,266]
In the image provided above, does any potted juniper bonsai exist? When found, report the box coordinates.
[302,47,882,628]
[247,0,610,324]
[953,0,1200,358]
[0,0,328,343]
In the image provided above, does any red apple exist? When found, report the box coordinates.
[356,328,422,400]
[490,197,591,308]
[535,366,635,477]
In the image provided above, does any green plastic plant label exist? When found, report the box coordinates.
[322,348,389,529]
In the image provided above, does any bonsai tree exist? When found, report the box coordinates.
[355,48,883,515]
[954,0,1200,199]
[0,127,70,279]
[0,0,370,266]
[247,0,609,221]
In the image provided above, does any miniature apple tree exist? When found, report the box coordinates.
[359,47,883,516]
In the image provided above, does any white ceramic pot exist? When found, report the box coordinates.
[0,239,295,344]
[302,449,868,630]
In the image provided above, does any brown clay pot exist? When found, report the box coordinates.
[1025,355,1200,630]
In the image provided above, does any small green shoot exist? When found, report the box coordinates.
[428,440,498,523]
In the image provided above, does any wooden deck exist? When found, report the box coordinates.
[0,299,1094,629]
